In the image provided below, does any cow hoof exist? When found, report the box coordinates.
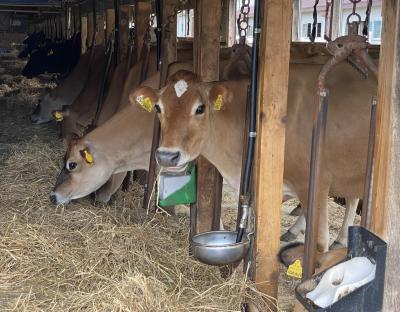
[278,242,304,267]
[280,230,298,242]
[329,241,346,250]
[289,204,302,216]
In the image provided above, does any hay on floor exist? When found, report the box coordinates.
[0,52,274,312]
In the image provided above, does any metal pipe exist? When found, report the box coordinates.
[303,89,329,281]
[361,96,377,229]
[236,0,261,243]
[114,0,120,65]
[155,0,162,70]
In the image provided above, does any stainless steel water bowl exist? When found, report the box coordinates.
[192,230,249,266]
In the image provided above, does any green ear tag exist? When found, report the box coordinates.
[214,94,223,111]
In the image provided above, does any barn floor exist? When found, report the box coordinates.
[0,50,359,312]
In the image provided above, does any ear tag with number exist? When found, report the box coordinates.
[214,94,223,111]
[286,259,303,279]
[53,111,63,122]
[136,95,153,112]
[80,148,94,165]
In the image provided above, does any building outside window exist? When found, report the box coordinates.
[302,22,322,39]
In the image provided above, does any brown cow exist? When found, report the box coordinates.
[30,45,105,124]
[49,63,192,205]
[130,62,376,253]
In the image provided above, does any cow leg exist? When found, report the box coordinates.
[330,197,359,249]
[316,186,330,252]
[280,213,306,242]
[95,172,127,203]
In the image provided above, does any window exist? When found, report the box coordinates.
[372,20,382,40]
[302,22,322,39]
[177,9,194,38]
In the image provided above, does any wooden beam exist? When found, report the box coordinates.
[134,1,152,63]
[370,1,400,310]
[119,4,130,62]
[106,8,115,42]
[95,13,105,45]
[192,0,223,234]
[253,0,292,307]
[81,15,88,54]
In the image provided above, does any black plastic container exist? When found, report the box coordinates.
[295,226,387,312]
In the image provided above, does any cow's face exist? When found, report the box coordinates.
[50,138,112,205]
[129,70,231,170]
[30,90,60,124]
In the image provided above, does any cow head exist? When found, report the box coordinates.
[49,135,113,205]
[129,70,232,171]
[30,88,61,124]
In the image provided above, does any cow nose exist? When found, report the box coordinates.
[155,150,181,167]
[49,194,57,205]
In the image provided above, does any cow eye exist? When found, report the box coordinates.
[195,105,205,115]
[67,161,77,171]
[154,104,161,113]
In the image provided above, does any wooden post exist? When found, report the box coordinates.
[87,11,94,48]
[96,13,105,45]
[119,4,130,62]
[192,0,223,234]
[253,0,292,307]
[369,1,400,310]
[81,15,88,54]
[134,1,152,63]
[106,8,115,42]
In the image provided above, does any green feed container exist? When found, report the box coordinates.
[158,163,197,207]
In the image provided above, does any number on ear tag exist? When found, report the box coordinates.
[214,94,223,111]
[286,259,303,279]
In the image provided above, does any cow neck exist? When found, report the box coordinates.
[85,106,154,172]
[201,99,246,192]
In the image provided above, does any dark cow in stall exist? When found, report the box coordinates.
[22,32,81,78]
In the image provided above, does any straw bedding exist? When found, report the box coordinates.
[0,51,275,312]
[0,50,357,312]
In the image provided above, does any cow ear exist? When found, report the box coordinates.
[129,86,158,113]
[52,107,70,122]
[208,84,232,111]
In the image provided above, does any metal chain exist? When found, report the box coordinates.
[237,0,250,45]
[165,0,188,34]
[346,0,362,35]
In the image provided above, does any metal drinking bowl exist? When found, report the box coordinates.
[192,230,249,266]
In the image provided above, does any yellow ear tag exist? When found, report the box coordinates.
[53,111,63,122]
[214,94,223,111]
[136,95,153,112]
[80,149,94,165]
[286,259,303,279]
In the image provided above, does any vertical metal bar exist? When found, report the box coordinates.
[303,89,329,281]
[361,96,377,229]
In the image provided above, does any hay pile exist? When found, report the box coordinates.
[0,53,273,311]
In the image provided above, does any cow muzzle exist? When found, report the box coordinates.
[155,149,181,168]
